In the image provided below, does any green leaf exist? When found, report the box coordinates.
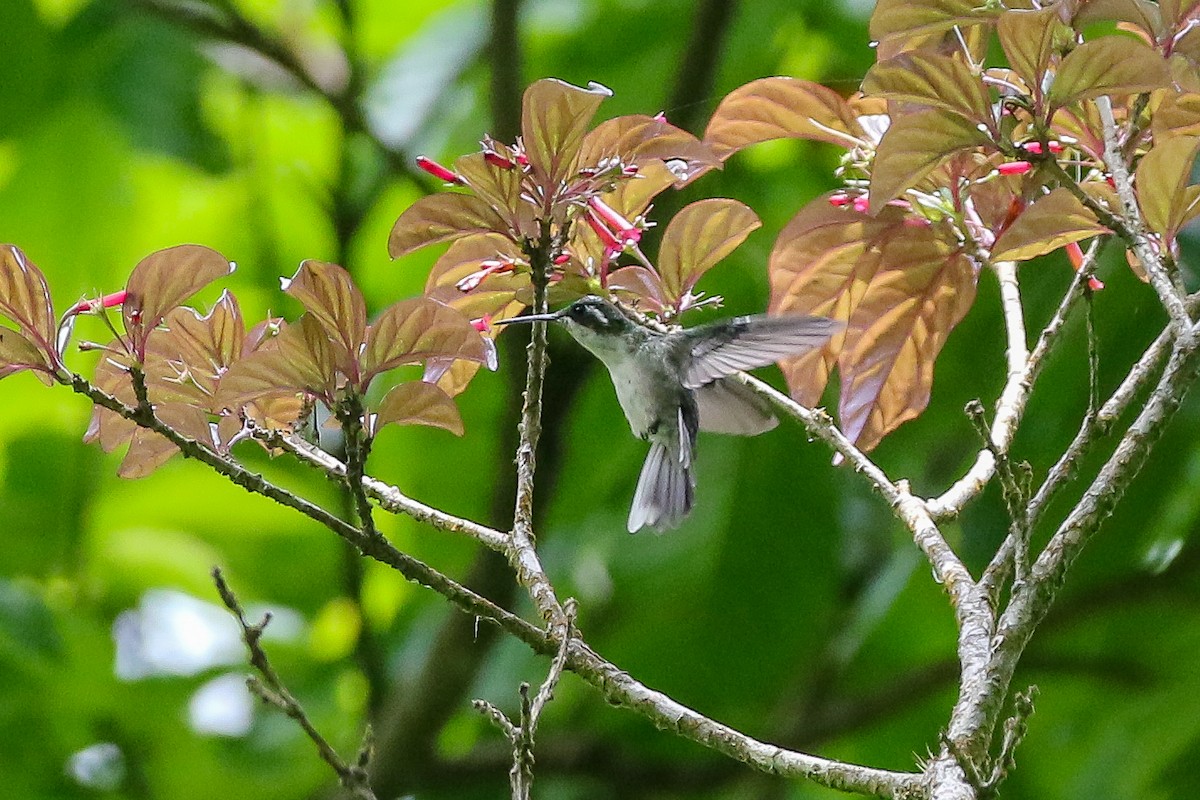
[372,381,464,435]
[657,199,761,303]
[1152,92,1200,138]
[0,245,56,352]
[361,297,489,380]
[997,8,1070,105]
[1136,135,1200,238]
[1048,37,1170,110]
[870,109,992,207]
[387,193,509,260]
[863,52,994,128]
[123,244,234,355]
[703,77,865,160]
[521,78,611,186]
[990,188,1110,261]
[281,260,367,371]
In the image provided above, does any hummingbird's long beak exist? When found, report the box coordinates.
[493,309,564,325]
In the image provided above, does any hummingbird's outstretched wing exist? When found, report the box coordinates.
[682,314,841,389]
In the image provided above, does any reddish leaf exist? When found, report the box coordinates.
[704,77,865,160]
[1152,92,1200,138]
[1047,37,1170,111]
[997,8,1070,106]
[0,326,52,380]
[657,199,761,303]
[123,245,234,358]
[1072,0,1162,38]
[0,245,57,352]
[870,0,1000,44]
[361,297,490,380]
[1136,135,1200,238]
[990,188,1110,261]
[838,236,977,451]
[595,159,678,222]
[144,291,245,405]
[388,193,509,260]
[578,114,721,182]
[281,260,367,372]
[521,78,612,186]
[769,201,889,405]
[863,52,994,128]
[453,152,526,234]
[217,315,336,410]
[870,108,993,207]
[372,381,464,435]
[608,266,667,314]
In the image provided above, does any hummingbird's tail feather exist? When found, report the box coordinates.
[628,441,695,533]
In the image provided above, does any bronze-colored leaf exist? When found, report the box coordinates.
[870,0,1000,44]
[117,426,182,480]
[601,159,679,220]
[425,233,524,293]
[217,316,335,410]
[521,78,612,186]
[1047,36,1170,111]
[704,77,865,160]
[0,245,56,352]
[453,152,524,234]
[144,290,244,405]
[373,381,464,435]
[123,245,234,355]
[863,52,994,128]
[578,114,721,182]
[1136,135,1200,238]
[657,199,761,303]
[608,266,667,314]
[388,193,509,260]
[990,188,1110,261]
[769,200,888,406]
[281,260,367,371]
[1072,0,1161,38]
[361,297,490,380]
[1152,92,1200,138]
[997,8,1070,104]
[838,237,977,451]
[0,325,51,380]
[870,108,992,207]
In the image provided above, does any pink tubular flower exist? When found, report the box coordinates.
[456,259,515,292]
[553,252,572,265]
[1066,241,1104,291]
[484,151,515,170]
[416,156,464,184]
[829,192,851,207]
[471,314,493,332]
[852,195,870,213]
[588,197,641,241]
[997,161,1033,176]
[69,290,128,315]
[1021,141,1065,156]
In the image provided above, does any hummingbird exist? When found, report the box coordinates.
[500,296,839,533]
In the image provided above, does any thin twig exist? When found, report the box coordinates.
[1095,96,1192,331]
[261,428,510,552]
[508,225,565,623]
[69,374,548,653]
[213,568,377,799]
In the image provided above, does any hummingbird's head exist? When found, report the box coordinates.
[556,295,631,335]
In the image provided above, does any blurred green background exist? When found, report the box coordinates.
[3,1,1200,798]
